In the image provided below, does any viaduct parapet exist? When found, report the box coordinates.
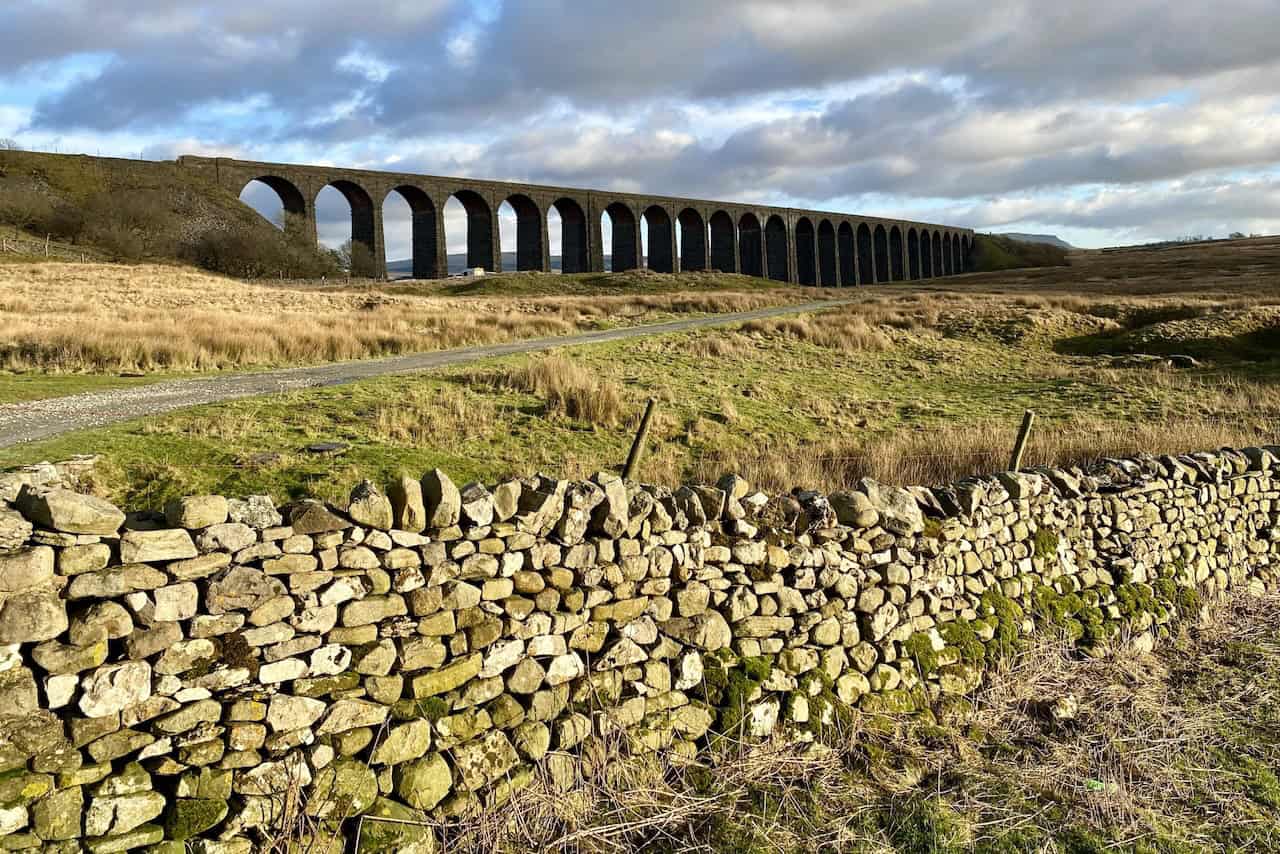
[176,155,975,283]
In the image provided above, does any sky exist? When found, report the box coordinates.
[3,0,1280,260]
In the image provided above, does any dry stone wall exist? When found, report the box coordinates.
[0,447,1278,852]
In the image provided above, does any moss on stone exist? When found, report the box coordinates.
[980,589,1023,661]
[1032,527,1059,562]
[162,797,229,841]
[939,621,987,667]
[903,631,941,676]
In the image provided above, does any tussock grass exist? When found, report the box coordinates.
[739,312,894,353]
[496,356,625,427]
[677,415,1279,492]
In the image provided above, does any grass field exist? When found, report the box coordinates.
[3,237,1279,509]
[0,261,829,401]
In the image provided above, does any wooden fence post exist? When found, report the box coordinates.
[622,398,658,480]
[1009,409,1035,471]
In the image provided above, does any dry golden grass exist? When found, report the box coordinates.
[661,413,1280,492]
[0,262,804,374]
[738,312,894,353]
[494,355,626,428]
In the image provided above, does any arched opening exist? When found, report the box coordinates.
[317,180,377,277]
[603,203,638,272]
[837,222,856,286]
[240,176,307,238]
[953,234,964,275]
[500,194,543,272]
[383,185,437,279]
[643,205,674,273]
[920,229,933,278]
[874,225,890,283]
[889,226,905,282]
[709,211,735,273]
[907,228,920,280]
[933,232,944,277]
[444,190,494,273]
[943,233,953,275]
[795,217,817,286]
[553,198,588,274]
[817,220,837,287]
[739,213,763,277]
[678,208,706,272]
[765,215,789,282]
[857,223,874,285]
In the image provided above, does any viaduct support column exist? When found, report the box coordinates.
[431,202,449,279]
[787,213,799,285]
[483,204,502,273]
[539,212,552,273]
[588,197,606,273]
[369,203,387,280]
[902,230,911,284]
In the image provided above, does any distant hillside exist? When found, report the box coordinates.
[971,233,1070,272]
[389,253,634,277]
[0,149,339,278]
[388,253,564,277]
[999,232,1075,250]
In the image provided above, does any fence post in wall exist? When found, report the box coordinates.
[1009,409,1035,471]
[623,398,658,480]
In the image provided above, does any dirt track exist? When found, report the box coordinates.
[0,298,856,449]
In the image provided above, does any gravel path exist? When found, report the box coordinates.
[0,297,856,449]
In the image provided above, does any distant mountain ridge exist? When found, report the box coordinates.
[387,253,569,277]
[999,233,1075,250]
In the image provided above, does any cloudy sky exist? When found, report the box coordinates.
[3,0,1279,259]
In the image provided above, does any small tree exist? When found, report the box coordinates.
[1229,231,1247,240]
[335,239,376,278]
[0,139,18,151]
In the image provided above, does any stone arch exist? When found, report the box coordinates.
[765,215,789,282]
[889,226,905,282]
[502,193,543,272]
[919,229,933,278]
[709,211,736,273]
[242,175,308,236]
[386,185,438,279]
[795,217,817,286]
[907,228,921,280]
[943,233,954,275]
[643,205,675,273]
[322,179,377,277]
[837,222,856,286]
[678,208,707,272]
[932,231,944,278]
[603,203,639,272]
[817,219,837,287]
[953,233,964,275]
[552,198,588,274]
[857,223,874,285]
[874,224,890,283]
[739,213,763,278]
[448,190,495,272]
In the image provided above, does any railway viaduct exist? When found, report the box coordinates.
[178,155,975,284]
